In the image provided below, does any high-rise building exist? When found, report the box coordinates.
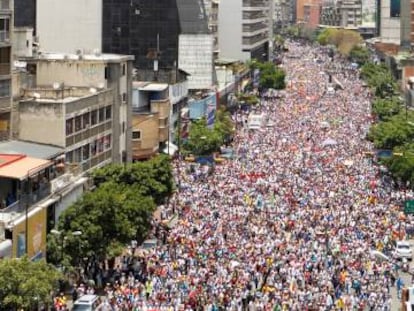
[14,0,35,29]
[0,0,12,141]
[218,0,272,62]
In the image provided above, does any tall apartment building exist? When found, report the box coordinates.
[16,52,134,167]
[274,0,294,27]
[218,0,272,62]
[204,0,220,58]
[0,0,12,141]
[320,0,362,27]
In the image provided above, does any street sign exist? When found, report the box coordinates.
[404,200,414,214]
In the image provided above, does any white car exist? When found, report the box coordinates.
[394,241,413,260]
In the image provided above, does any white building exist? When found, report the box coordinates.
[36,0,102,54]
[378,0,400,43]
[218,0,272,62]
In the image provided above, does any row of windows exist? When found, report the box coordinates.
[65,134,112,163]
[66,106,112,136]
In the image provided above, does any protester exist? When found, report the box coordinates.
[89,40,408,310]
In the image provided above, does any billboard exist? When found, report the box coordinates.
[12,206,47,260]
[390,0,401,17]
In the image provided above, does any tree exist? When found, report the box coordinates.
[0,257,61,311]
[372,97,402,121]
[184,118,223,155]
[317,28,363,56]
[92,154,174,205]
[368,113,414,149]
[250,61,286,90]
[349,46,371,65]
[380,144,414,184]
[49,182,156,268]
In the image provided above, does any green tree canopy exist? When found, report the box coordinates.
[317,28,363,55]
[384,144,414,184]
[91,154,174,205]
[0,257,61,310]
[349,46,371,65]
[372,97,402,121]
[49,182,156,267]
[184,118,223,155]
[368,113,414,149]
[183,108,235,156]
[249,61,286,90]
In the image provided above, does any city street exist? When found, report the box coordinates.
[97,40,413,310]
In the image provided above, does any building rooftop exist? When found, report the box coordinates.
[21,87,110,103]
[0,154,52,180]
[0,141,63,160]
[23,52,134,63]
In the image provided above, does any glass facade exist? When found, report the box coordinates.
[102,0,180,70]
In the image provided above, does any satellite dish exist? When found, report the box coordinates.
[33,92,40,99]
[52,82,61,89]
[89,87,97,94]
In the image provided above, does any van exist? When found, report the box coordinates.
[72,294,99,311]
[247,113,266,130]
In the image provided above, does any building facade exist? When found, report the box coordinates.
[320,0,362,27]
[16,52,134,164]
[218,0,272,62]
[0,0,12,141]
[131,82,170,160]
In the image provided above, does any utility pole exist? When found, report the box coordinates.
[153,33,160,82]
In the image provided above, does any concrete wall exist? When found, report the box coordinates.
[36,0,102,54]
[36,61,106,88]
[218,0,245,61]
[380,0,400,42]
[18,101,65,146]
[13,27,33,58]
[132,114,159,160]
[179,34,214,90]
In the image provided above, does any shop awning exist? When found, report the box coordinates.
[0,156,52,180]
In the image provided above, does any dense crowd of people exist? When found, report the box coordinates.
[72,40,414,310]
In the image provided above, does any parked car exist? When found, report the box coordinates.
[394,241,413,260]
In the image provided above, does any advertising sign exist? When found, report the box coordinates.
[12,206,47,260]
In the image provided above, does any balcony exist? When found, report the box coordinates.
[2,184,51,213]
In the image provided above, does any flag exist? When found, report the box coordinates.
[206,103,215,129]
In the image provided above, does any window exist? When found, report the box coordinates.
[0,79,10,97]
[73,148,82,163]
[105,106,112,120]
[66,118,73,136]
[99,107,105,123]
[91,110,98,126]
[132,130,141,140]
[90,140,97,156]
[97,137,104,153]
[75,115,82,132]
[122,122,126,134]
[122,64,126,75]
[104,134,111,150]
[82,112,90,128]
[0,18,9,42]
[122,93,127,103]
[82,144,90,161]
[65,151,73,163]
[104,66,110,79]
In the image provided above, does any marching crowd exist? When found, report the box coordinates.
[74,40,414,310]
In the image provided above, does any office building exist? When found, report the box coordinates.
[218,0,272,62]
[16,52,134,166]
